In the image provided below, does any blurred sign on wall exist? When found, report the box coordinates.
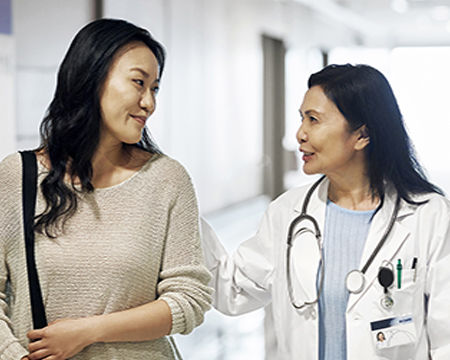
[0,0,11,35]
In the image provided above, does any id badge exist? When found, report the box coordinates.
[370,315,417,350]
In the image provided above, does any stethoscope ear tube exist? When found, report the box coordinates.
[286,227,324,310]
[301,175,326,214]
[287,175,325,246]
[287,214,322,246]
[343,196,400,294]
[360,196,401,275]
[286,176,326,310]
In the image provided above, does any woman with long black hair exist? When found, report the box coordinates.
[202,64,450,359]
[0,18,211,360]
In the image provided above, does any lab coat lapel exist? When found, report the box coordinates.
[290,179,329,305]
[347,191,414,311]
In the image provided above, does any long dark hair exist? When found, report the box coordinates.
[36,18,166,237]
[308,64,442,203]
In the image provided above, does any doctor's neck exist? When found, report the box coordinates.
[327,172,379,211]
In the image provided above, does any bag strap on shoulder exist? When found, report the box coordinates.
[20,150,47,329]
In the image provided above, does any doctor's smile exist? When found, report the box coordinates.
[300,149,314,162]
[203,63,450,360]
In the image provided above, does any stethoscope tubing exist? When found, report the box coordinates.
[286,176,325,310]
[286,176,400,310]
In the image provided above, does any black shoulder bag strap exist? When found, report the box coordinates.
[20,151,48,329]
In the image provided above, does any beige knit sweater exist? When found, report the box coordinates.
[0,152,212,360]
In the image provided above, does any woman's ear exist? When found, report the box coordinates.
[354,125,370,151]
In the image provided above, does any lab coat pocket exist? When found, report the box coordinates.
[367,266,423,321]
[391,268,422,312]
[396,269,416,291]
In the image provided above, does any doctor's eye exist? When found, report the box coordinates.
[133,79,145,87]
[309,116,318,123]
[151,86,160,94]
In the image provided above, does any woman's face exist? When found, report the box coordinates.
[99,41,159,146]
[296,85,367,177]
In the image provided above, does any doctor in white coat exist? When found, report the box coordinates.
[202,64,450,359]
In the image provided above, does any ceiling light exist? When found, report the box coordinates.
[431,6,450,21]
[391,0,409,14]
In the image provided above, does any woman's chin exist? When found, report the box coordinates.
[122,134,143,145]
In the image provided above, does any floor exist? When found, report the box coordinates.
[174,195,270,360]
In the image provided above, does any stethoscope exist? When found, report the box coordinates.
[286,176,401,311]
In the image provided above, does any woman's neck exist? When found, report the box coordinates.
[92,141,130,172]
[91,142,150,189]
[327,172,379,211]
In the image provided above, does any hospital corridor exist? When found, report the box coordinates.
[1,0,450,359]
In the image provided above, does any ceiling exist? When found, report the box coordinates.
[293,0,450,46]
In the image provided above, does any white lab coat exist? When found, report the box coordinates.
[201,178,450,360]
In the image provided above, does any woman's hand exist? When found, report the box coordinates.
[25,299,172,359]
[26,318,96,360]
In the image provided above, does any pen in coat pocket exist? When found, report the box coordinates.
[397,259,402,289]
[412,257,418,282]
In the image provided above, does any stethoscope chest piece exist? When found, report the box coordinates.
[345,269,365,294]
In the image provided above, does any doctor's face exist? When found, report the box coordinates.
[296,86,364,176]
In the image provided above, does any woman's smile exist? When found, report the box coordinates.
[130,114,148,126]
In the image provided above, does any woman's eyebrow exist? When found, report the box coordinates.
[130,67,150,78]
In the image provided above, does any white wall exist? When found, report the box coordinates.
[13,0,93,150]
[0,34,15,161]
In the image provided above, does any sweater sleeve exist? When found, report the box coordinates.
[0,154,29,360]
[0,256,29,360]
[156,163,212,335]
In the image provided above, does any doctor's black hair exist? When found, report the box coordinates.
[35,18,165,237]
[308,64,443,203]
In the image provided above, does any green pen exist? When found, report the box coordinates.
[397,259,402,289]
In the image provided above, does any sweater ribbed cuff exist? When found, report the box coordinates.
[161,297,185,335]
[2,341,28,360]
